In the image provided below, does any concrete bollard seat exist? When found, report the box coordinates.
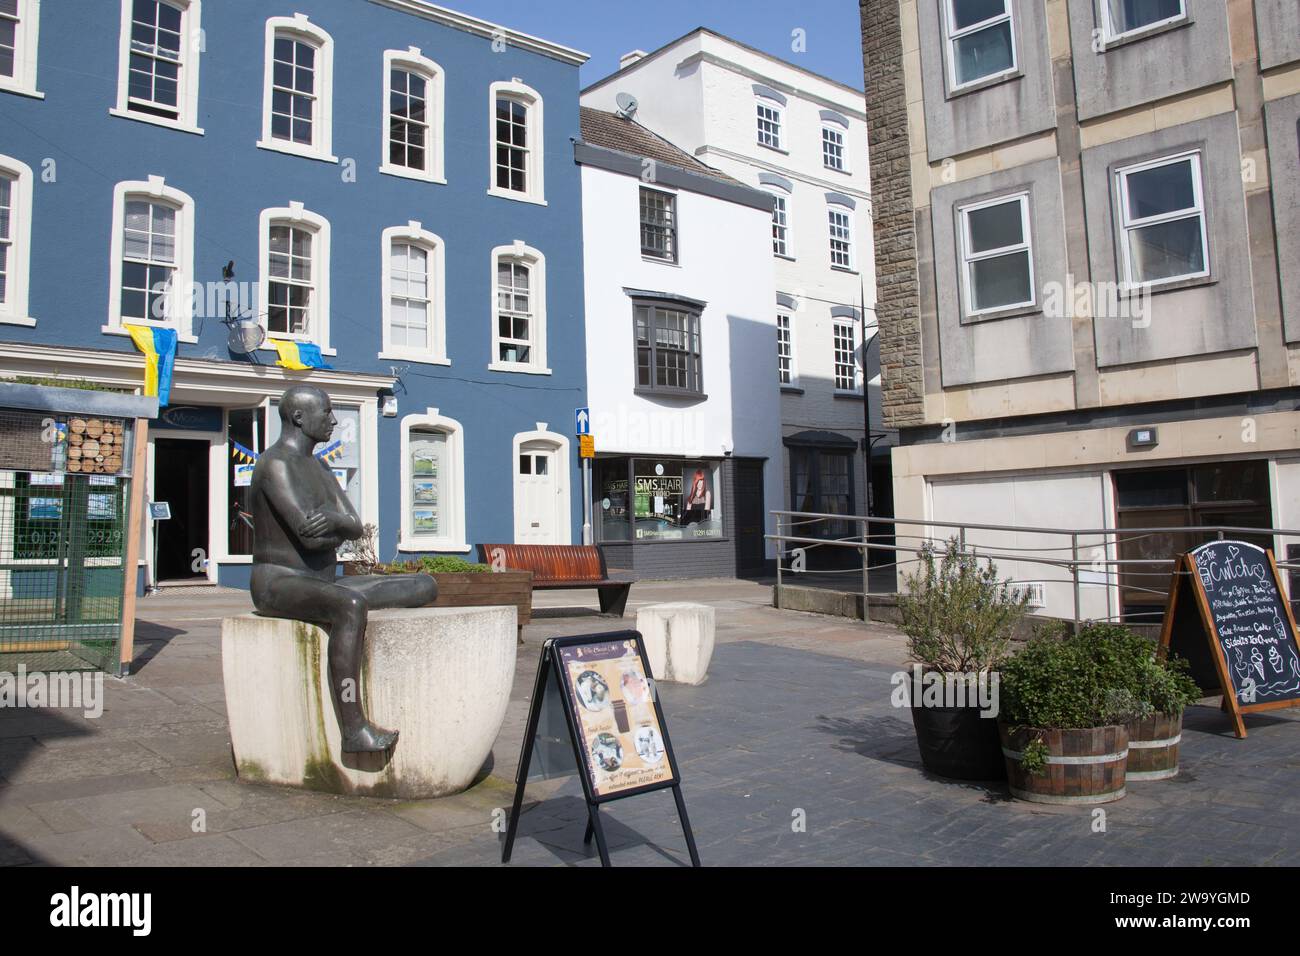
[221,605,516,799]
[635,602,716,686]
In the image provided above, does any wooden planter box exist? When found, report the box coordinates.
[343,564,534,642]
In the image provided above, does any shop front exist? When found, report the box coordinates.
[0,343,392,592]
[594,453,767,578]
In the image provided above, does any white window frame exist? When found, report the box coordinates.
[832,317,862,395]
[828,202,856,271]
[956,191,1036,317]
[0,0,42,98]
[1098,0,1187,44]
[380,47,444,184]
[755,95,784,151]
[399,407,467,553]
[0,154,34,326]
[257,202,334,354]
[776,311,796,386]
[944,0,1018,92]
[765,186,793,258]
[639,185,678,264]
[511,425,571,545]
[258,14,336,164]
[489,240,549,375]
[1114,150,1209,290]
[821,124,848,173]
[380,221,447,365]
[103,175,196,342]
[487,79,545,205]
[111,0,203,135]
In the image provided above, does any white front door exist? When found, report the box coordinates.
[515,440,560,543]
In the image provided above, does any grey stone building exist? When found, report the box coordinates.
[862,0,1300,621]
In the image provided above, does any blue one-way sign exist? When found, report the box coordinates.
[575,407,590,435]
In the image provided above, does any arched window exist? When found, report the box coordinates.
[489,241,548,374]
[488,79,545,204]
[104,175,196,341]
[112,0,203,134]
[381,47,444,183]
[0,153,34,326]
[258,14,335,163]
[381,221,447,363]
[399,408,467,553]
[257,202,332,352]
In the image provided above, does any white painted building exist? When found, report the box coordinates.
[582,30,886,569]
[576,107,782,578]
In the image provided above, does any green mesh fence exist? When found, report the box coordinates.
[0,408,133,676]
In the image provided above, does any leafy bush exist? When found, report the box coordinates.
[898,538,1029,674]
[999,624,1153,731]
[999,622,1199,775]
[416,555,489,574]
[378,555,490,574]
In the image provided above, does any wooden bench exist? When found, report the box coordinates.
[476,544,631,617]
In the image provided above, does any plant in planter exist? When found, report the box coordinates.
[897,539,1030,781]
[998,625,1152,804]
[1103,625,1200,781]
[371,554,532,642]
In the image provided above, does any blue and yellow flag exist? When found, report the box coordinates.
[272,340,332,371]
[124,325,178,406]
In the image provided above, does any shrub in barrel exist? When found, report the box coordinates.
[998,625,1151,805]
[898,539,1028,781]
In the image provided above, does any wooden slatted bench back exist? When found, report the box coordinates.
[477,544,609,585]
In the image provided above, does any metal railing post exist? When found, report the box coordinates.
[861,517,871,624]
[774,512,783,609]
[1072,532,1081,634]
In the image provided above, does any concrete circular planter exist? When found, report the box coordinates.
[222,605,516,799]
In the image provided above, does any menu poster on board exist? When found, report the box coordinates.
[557,637,674,799]
[502,632,699,867]
[1161,540,1300,738]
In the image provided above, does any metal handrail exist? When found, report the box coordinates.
[769,509,1300,629]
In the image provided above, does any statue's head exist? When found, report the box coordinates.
[280,384,335,445]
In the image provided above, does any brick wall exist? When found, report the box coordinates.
[860,0,925,428]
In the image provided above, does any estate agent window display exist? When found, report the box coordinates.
[596,457,723,543]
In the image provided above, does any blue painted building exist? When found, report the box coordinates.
[0,0,589,586]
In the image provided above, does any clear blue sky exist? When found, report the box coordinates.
[438,0,866,91]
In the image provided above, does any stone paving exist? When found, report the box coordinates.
[1,578,1298,867]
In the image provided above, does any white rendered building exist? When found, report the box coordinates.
[576,106,782,577]
[583,29,886,568]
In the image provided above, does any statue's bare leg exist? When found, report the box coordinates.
[251,570,400,753]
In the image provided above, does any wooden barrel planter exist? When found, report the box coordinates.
[998,723,1129,804]
[1125,711,1182,781]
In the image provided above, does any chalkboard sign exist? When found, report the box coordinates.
[1160,540,1300,738]
[501,632,700,867]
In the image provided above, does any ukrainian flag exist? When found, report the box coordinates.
[272,340,332,370]
[124,324,178,406]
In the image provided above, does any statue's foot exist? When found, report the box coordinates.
[341,722,399,753]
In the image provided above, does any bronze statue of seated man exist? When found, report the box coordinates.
[250,384,437,753]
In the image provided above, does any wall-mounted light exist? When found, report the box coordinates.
[380,392,398,418]
[1127,427,1158,449]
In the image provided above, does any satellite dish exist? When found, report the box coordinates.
[227,321,266,354]
[615,92,638,119]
